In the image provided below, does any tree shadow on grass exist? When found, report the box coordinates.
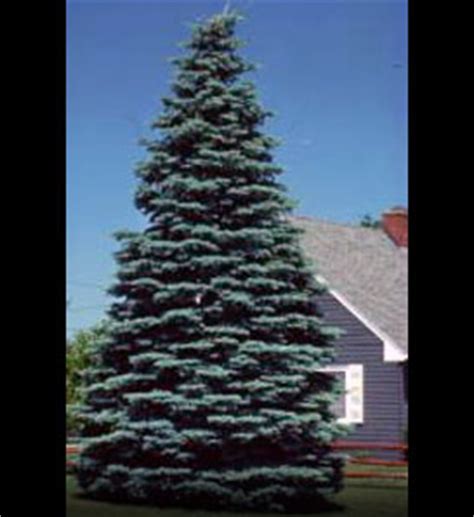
[71,488,344,516]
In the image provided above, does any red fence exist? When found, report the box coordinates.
[333,440,408,479]
[66,441,408,480]
[67,444,79,455]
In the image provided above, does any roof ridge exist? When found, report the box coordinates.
[290,214,381,231]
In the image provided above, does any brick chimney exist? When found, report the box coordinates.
[382,206,408,247]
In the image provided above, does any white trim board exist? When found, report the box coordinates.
[316,275,408,363]
[319,364,364,424]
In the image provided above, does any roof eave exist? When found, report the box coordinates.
[316,275,408,363]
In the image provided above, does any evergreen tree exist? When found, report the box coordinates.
[359,214,380,229]
[76,10,346,513]
[67,323,109,436]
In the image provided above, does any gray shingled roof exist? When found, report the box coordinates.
[291,216,408,353]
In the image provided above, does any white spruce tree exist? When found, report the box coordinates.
[76,10,346,513]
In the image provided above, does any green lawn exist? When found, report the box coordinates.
[67,473,407,517]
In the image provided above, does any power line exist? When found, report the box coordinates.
[68,305,109,313]
[67,280,109,290]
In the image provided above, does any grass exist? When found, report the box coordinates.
[67,469,407,517]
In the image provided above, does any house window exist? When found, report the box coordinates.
[319,364,364,424]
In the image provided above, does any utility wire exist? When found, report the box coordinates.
[68,305,109,313]
[67,280,109,290]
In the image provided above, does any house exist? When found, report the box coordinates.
[292,207,408,454]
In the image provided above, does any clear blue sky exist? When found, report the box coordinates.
[66,0,407,335]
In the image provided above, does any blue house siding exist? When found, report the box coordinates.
[317,291,405,459]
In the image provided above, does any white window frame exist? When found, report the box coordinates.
[319,364,364,424]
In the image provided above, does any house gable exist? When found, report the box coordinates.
[317,290,405,451]
[327,286,407,363]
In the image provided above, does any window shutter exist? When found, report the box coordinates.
[345,364,364,424]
